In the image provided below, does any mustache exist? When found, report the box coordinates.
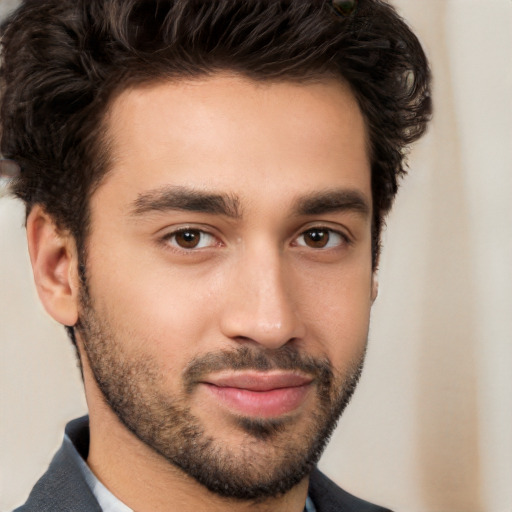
[183,345,334,393]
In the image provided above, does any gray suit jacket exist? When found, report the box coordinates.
[14,417,393,512]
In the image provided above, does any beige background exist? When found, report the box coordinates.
[1,0,511,510]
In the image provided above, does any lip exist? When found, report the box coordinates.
[199,372,313,418]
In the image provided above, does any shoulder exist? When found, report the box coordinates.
[309,468,393,512]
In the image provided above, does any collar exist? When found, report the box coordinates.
[64,434,133,512]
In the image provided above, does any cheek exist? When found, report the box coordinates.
[86,246,223,370]
[296,263,373,367]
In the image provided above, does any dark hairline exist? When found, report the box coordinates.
[82,70,374,257]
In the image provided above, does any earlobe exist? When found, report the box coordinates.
[26,206,79,327]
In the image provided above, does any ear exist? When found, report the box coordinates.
[26,205,79,327]
[371,273,379,303]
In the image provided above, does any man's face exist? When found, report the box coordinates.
[76,74,376,499]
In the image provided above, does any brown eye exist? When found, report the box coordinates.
[167,229,216,250]
[303,228,330,248]
[295,228,346,249]
[175,230,200,248]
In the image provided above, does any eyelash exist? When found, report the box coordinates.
[160,226,351,252]
[293,227,351,250]
[161,227,219,251]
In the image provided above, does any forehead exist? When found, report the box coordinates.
[94,73,370,212]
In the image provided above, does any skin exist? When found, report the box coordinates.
[27,74,377,512]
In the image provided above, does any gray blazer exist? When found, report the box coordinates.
[14,417,393,512]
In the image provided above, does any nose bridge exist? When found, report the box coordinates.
[220,242,304,348]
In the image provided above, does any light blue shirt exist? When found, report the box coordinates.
[64,435,132,512]
[65,434,316,512]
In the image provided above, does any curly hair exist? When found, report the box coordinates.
[0,0,431,267]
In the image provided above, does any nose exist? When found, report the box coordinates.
[219,248,305,350]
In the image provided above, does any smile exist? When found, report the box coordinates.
[199,372,314,418]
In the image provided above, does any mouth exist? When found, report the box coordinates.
[199,372,314,418]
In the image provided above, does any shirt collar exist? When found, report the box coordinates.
[64,434,133,512]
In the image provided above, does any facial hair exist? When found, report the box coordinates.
[76,282,366,501]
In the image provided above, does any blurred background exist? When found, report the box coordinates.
[1,0,511,510]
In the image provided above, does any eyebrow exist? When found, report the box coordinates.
[129,185,370,220]
[129,186,242,218]
[294,189,371,217]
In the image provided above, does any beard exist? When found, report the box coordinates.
[75,282,366,501]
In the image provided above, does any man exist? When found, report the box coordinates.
[0,0,431,510]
